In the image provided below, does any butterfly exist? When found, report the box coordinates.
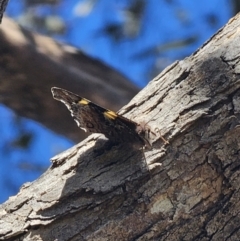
[51,87,164,149]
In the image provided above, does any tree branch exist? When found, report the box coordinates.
[1,13,240,241]
[0,17,139,142]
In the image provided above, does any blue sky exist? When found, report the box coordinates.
[1,0,233,203]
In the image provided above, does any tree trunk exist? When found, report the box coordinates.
[1,12,240,241]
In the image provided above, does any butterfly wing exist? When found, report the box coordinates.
[51,87,149,148]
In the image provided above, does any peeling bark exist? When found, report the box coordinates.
[1,13,240,241]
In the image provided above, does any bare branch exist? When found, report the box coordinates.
[0,17,139,142]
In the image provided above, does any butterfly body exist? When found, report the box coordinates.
[51,87,155,149]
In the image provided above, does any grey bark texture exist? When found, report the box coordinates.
[0,17,139,143]
[1,12,240,241]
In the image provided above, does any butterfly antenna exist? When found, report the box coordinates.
[155,127,169,144]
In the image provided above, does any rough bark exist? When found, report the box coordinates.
[1,12,240,241]
[0,17,139,142]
